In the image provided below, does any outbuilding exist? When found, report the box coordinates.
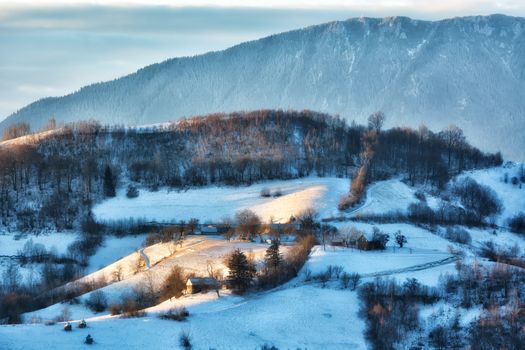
[186,277,218,294]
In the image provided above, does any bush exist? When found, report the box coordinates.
[445,227,472,245]
[349,272,361,291]
[452,177,502,223]
[126,185,139,198]
[159,307,189,321]
[414,190,426,202]
[85,291,108,313]
[179,331,192,350]
[509,212,525,234]
[120,298,146,318]
[160,265,186,301]
[260,187,271,197]
[109,303,122,315]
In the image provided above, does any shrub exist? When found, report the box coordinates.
[261,345,279,350]
[126,185,139,198]
[445,227,472,245]
[260,187,271,197]
[55,306,71,322]
[159,307,189,321]
[109,303,122,315]
[340,272,351,289]
[452,177,502,223]
[509,212,525,234]
[179,331,192,350]
[120,298,146,318]
[368,227,389,250]
[160,265,186,301]
[315,270,331,287]
[414,190,426,202]
[349,272,361,291]
[394,231,407,248]
[428,325,450,349]
[85,291,108,313]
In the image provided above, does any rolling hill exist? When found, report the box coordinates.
[2,15,525,160]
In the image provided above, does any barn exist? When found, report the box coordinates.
[186,277,219,294]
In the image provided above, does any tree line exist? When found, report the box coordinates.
[0,109,501,231]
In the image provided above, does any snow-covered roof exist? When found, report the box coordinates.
[186,277,218,286]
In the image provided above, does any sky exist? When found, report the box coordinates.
[1,1,525,122]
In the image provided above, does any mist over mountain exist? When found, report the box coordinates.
[2,14,524,160]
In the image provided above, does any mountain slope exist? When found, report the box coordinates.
[2,14,525,159]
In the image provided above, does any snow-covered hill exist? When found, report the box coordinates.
[2,14,525,160]
[92,177,349,224]
[2,164,525,349]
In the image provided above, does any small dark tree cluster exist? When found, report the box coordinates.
[509,212,525,234]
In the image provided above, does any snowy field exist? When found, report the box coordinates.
[93,177,349,223]
[458,163,525,226]
[0,231,79,282]
[0,231,78,256]
[21,237,285,322]
[2,165,525,349]
[0,283,366,350]
[348,179,440,217]
[87,235,146,273]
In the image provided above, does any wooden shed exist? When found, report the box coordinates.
[186,277,218,294]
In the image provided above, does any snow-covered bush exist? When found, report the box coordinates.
[85,291,108,313]
[445,227,472,245]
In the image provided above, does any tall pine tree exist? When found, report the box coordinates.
[264,240,282,271]
[103,165,116,197]
[227,249,256,294]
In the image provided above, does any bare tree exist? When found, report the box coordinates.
[235,209,261,241]
[112,264,124,282]
[367,111,385,133]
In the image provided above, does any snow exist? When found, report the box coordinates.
[3,165,525,349]
[307,246,451,276]
[0,231,78,257]
[87,235,146,273]
[0,286,366,350]
[93,177,349,223]
[5,237,367,350]
[349,179,440,217]
[458,164,525,226]
[22,237,284,322]
[0,231,78,283]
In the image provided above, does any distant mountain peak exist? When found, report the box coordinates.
[2,14,524,160]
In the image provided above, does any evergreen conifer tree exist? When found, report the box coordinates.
[227,249,256,294]
[264,240,282,271]
[103,165,116,197]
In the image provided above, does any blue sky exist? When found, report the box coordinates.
[1,1,524,122]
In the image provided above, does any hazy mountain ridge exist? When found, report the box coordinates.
[2,14,525,159]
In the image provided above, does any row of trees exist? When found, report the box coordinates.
[339,111,501,210]
[359,258,525,349]
[0,110,501,231]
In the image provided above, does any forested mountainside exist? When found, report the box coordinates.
[0,110,501,232]
[2,15,524,160]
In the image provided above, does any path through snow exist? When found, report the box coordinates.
[139,248,151,269]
